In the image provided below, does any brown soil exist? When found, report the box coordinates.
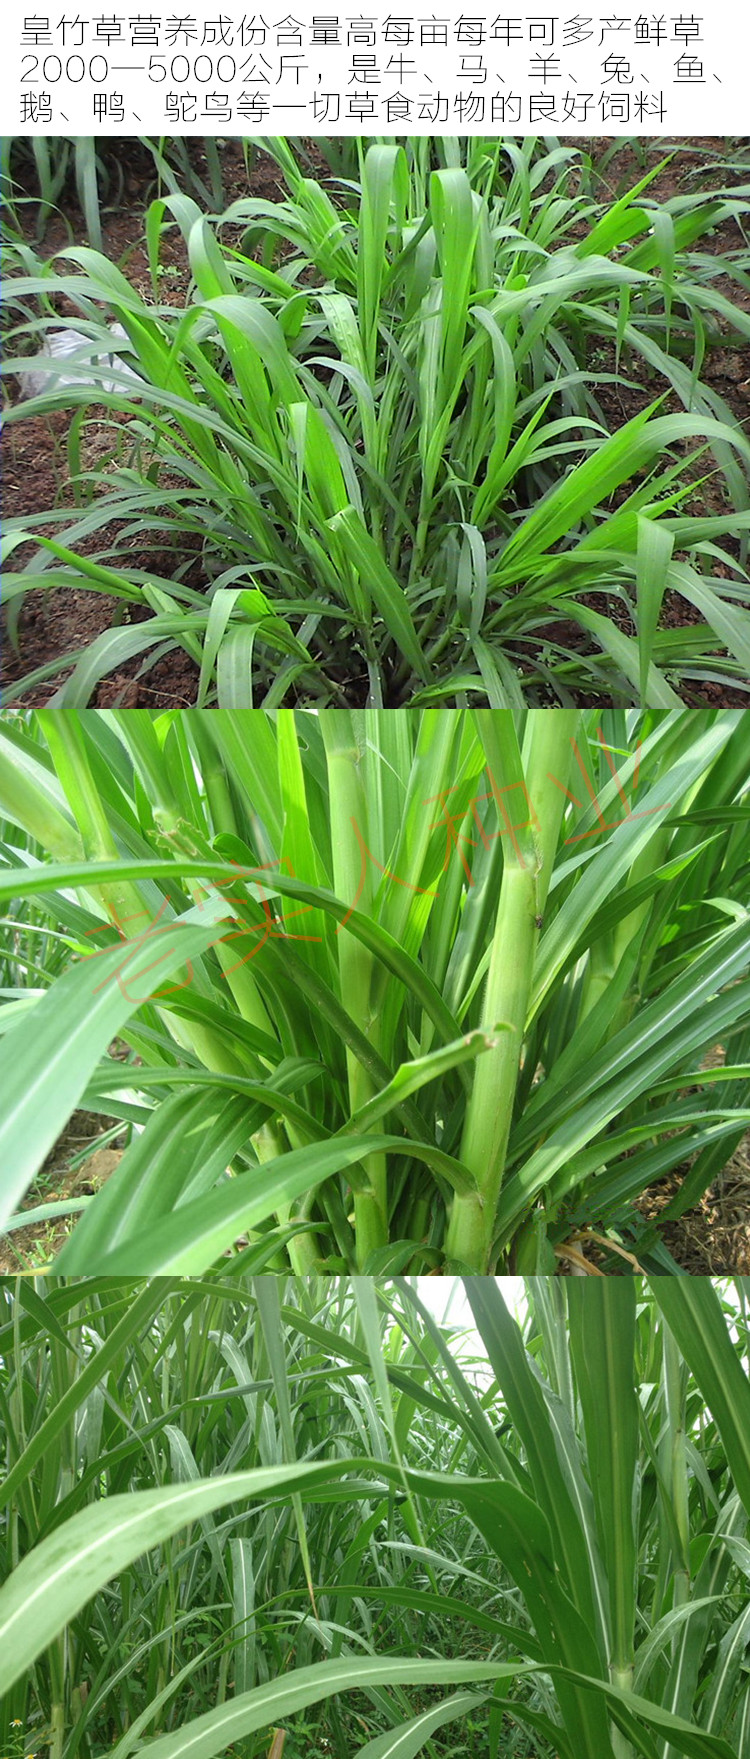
[2,136,750,706]
[636,1137,750,1274]
[0,1111,126,1271]
[557,1041,750,1277]
[557,1132,750,1277]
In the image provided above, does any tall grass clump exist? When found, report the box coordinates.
[1,1275,750,1759]
[3,138,750,705]
[0,706,748,1273]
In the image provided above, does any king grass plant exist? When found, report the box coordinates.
[3,138,750,705]
[0,707,748,1274]
[1,1275,749,1759]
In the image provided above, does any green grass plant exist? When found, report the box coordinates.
[3,138,750,705]
[0,707,748,1273]
[1,1275,749,1759]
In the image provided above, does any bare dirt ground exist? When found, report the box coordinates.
[3,136,750,706]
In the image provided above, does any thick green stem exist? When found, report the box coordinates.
[321,714,387,1264]
[38,711,150,931]
[444,862,537,1269]
[661,1327,691,1759]
[663,1327,691,1607]
[252,1120,321,1273]
[49,1700,65,1759]
[609,1666,636,1759]
[445,711,578,1270]
[0,737,83,862]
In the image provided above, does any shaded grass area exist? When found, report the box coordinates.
[2,136,750,708]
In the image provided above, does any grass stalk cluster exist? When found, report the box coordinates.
[0,707,748,1274]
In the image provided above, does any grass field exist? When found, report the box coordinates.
[3,136,750,707]
[1,1274,749,1759]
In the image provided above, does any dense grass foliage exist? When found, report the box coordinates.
[3,138,750,704]
[1,1276,749,1759]
[0,707,748,1273]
